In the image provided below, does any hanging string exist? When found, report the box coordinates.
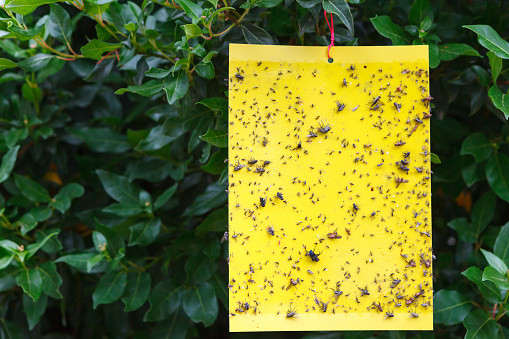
[324,11,334,59]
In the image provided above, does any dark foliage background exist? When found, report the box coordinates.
[0,0,509,338]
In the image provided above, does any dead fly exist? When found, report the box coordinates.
[395,177,409,188]
[342,78,348,87]
[394,102,401,112]
[371,96,381,107]
[403,151,410,158]
[307,249,321,262]
[307,130,318,138]
[286,278,301,290]
[234,161,245,171]
[372,302,383,312]
[260,197,266,207]
[400,158,409,166]
[262,138,268,147]
[247,158,258,165]
[348,64,355,71]
[221,231,228,243]
[420,253,431,268]
[327,229,342,239]
[353,203,360,213]
[336,101,346,112]
[267,226,275,236]
[385,311,395,319]
[235,73,244,80]
[406,259,416,268]
[396,161,410,173]
[318,121,331,133]
[277,192,284,200]
[345,228,351,235]
[331,283,343,301]
[263,160,271,167]
[286,303,298,318]
[409,310,419,318]
[390,279,401,288]
[395,140,406,146]
[359,287,370,296]
[254,167,265,173]
[421,96,433,107]
[423,112,432,119]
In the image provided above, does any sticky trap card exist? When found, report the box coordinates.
[228,44,432,332]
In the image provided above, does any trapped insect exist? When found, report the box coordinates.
[307,249,321,262]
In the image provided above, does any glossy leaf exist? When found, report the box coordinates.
[199,129,227,148]
[185,253,218,285]
[174,0,203,20]
[447,218,476,243]
[16,268,43,302]
[488,86,509,119]
[195,207,227,235]
[464,25,509,59]
[471,191,496,237]
[121,272,151,312]
[93,270,127,309]
[129,218,161,247]
[482,266,509,290]
[438,43,481,61]
[430,152,441,164]
[96,170,142,205]
[17,54,55,72]
[462,266,502,303]
[322,0,354,34]
[37,261,63,299]
[47,3,72,44]
[241,24,274,45]
[0,58,18,71]
[183,283,218,327]
[183,24,202,39]
[488,51,502,83]
[154,183,178,210]
[151,307,189,339]
[115,80,164,97]
[23,293,47,330]
[370,16,410,45]
[144,280,183,322]
[463,309,500,339]
[5,0,60,15]
[182,182,227,217]
[408,0,433,27]
[460,132,493,162]
[480,249,508,274]
[0,145,19,184]
[81,40,122,60]
[486,153,509,202]
[494,222,509,267]
[68,127,130,153]
[433,290,471,325]
[164,71,189,104]
[14,174,51,203]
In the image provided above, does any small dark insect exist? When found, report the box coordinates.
[331,283,343,301]
[415,117,423,124]
[267,226,275,236]
[396,162,410,173]
[421,96,433,107]
[247,158,258,165]
[394,102,401,112]
[406,259,416,268]
[235,73,244,80]
[401,69,410,74]
[371,96,381,107]
[263,160,271,167]
[395,177,409,188]
[260,197,266,207]
[318,121,331,133]
[395,140,406,146]
[234,161,245,171]
[262,138,268,147]
[348,64,355,71]
[406,297,415,306]
[372,302,383,312]
[286,303,298,318]
[390,279,401,288]
[307,130,318,138]
[336,101,346,112]
[353,203,359,212]
[420,253,431,268]
[414,290,425,298]
[400,159,409,166]
[242,302,250,310]
[345,228,351,235]
[342,78,348,87]
[403,151,410,158]
[410,310,419,318]
[359,287,370,296]
[254,167,265,173]
[415,166,424,173]
[277,192,284,200]
[286,278,300,290]
[327,229,342,239]
[321,301,329,312]
[423,112,432,119]
[308,250,321,262]
[221,231,228,243]
[386,311,395,318]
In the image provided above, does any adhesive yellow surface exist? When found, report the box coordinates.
[228,44,432,332]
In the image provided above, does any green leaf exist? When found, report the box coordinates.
[68,127,130,153]
[121,272,151,312]
[37,261,63,299]
[115,80,165,97]
[154,183,178,210]
[447,218,477,243]
[182,24,202,39]
[241,24,274,45]
[482,266,509,290]
[322,0,354,34]
[81,39,122,60]
[481,249,508,274]
[151,307,189,339]
[36,229,63,254]
[25,231,59,260]
[103,202,145,216]
[196,207,227,236]
[96,170,142,205]
[182,283,218,327]
[174,0,203,19]
[128,218,161,247]
[0,58,18,72]
[201,148,227,175]
[5,0,60,15]
[197,97,227,117]
[429,43,440,68]
[185,253,218,285]
[471,191,496,237]
[370,16,410,45]
[438,43,481,61]
[463,309,500,339]
[16,213,37,235]
[94,221,126,260]
[433,290,471,325]
[199,129,227,148]
[488,86,509,119]
[462,266,502,303]
[461,133,494,162]
[14,174,51,203]
[494,222,509,267]
[195,60,215,79]
[408,0,433,27]
[430,152,441,164]
[23,293,47,330]
[16,268,43,302]
[464,25,509,59]
[0,146,19,184]
[0,254,14,270]
[182,182,227,217]
[47,3,72,45]
[488,51,502,83]
[17,54,55,72]
[93,270,127,309]
[486,153,509,202]
[145,68,171,79]
[56,253,106,273]
[164,71,189,104]
[144,280,183,322]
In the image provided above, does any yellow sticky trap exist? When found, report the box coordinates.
[228,44,432,332]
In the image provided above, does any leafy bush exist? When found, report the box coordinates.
[0,0,508,338]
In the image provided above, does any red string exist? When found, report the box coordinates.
[324,11,334,59]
